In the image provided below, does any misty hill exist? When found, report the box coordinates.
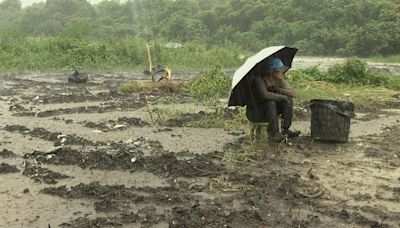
[0,0,399,56]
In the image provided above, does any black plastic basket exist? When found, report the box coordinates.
[310,99,354,142]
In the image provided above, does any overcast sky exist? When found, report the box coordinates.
[18,0,105,8]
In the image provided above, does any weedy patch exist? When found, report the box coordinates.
[188,66,231,99]
[151,106,246,130]
[221,135,272,166]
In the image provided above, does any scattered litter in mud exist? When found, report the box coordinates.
[0,163,20,174]
[3,125,99,146]
[83,117,150,131]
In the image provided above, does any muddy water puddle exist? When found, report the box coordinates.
[0,172,95,227]
[0,160,171,227]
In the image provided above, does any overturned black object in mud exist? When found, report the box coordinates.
[68,70,88,83]
[310,99,354,142]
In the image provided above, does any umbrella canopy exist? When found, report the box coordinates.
[228,46,298,106]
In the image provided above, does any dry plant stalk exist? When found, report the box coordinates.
[164,66,172,82]
[143,95,154,124]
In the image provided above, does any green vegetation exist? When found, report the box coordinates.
[0,35,243,71]
[189,66,232,99]
[289,58,400,90]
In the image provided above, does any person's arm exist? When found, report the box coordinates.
[276,79,295,97]
[254,76,288,102]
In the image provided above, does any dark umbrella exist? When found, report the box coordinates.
[228,46,298,106]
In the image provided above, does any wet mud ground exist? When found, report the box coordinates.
[0,67,400,228]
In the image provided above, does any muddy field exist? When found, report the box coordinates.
[1,59,400,227]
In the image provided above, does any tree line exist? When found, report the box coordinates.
[0,0,399,56]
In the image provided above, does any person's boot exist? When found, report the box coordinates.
[282,129,301,138]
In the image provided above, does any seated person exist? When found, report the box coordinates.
[246,57,300,141]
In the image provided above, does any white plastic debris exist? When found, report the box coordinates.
[46,146,63,153]
[57,134,67,139]
[113,124,127,129]
[60,138,67,144]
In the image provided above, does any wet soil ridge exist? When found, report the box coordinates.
[0,149,17,158]
[24,147,224,178]
[11,100,144,117]
[59,210,164,227]
[83,117,150,131]
[3,125,99,146]
[0,163,20,174]
[22,162,69,184]
[42,180,208,224]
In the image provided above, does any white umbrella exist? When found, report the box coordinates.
[228,46,298,106]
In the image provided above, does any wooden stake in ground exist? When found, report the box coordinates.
[145,43,155,82]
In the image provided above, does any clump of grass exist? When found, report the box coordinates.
[119,81,150,93]
[151,107,185,125]
[222,141,271,166]
[188,66,231,99]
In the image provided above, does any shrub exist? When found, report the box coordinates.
[189,66,231,99]
[326,58,370,84]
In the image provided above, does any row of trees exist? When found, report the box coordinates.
[1,0,399,56]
